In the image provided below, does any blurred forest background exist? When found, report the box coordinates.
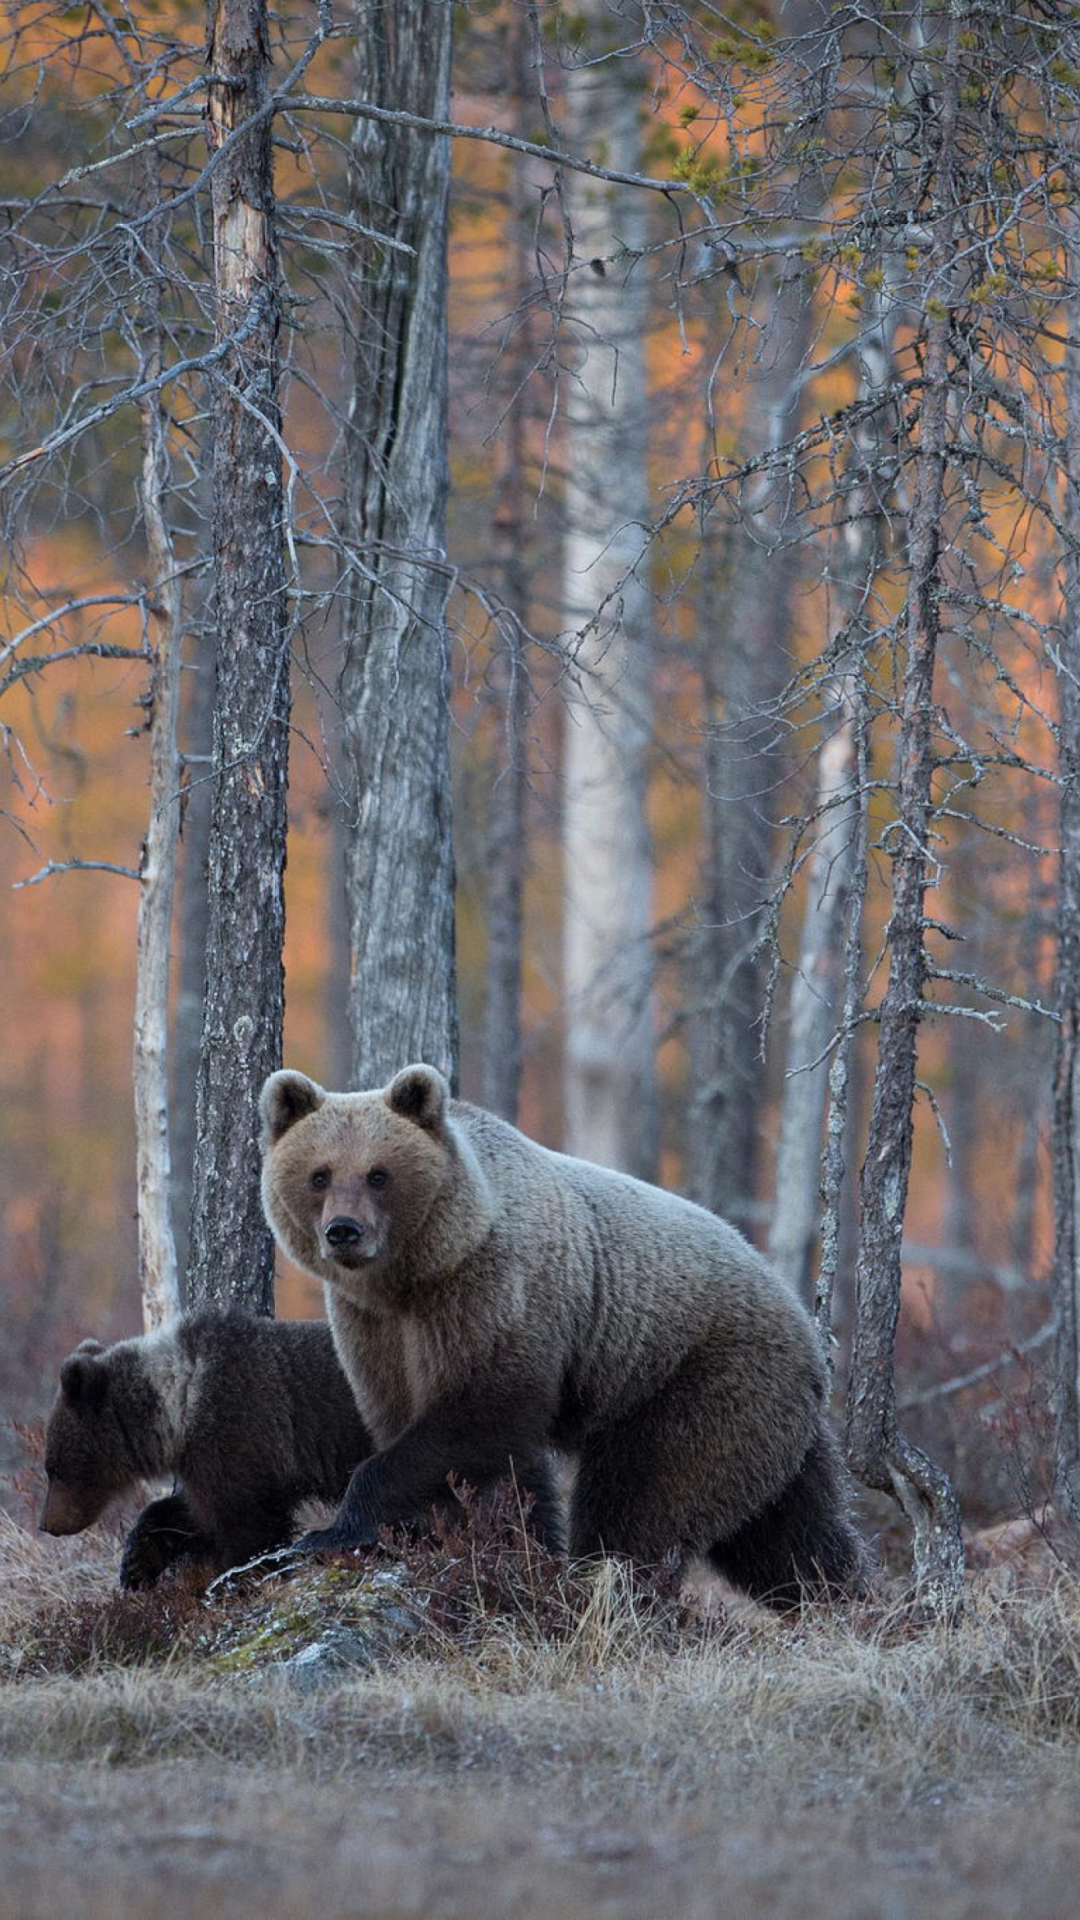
[2,0,1078,1569]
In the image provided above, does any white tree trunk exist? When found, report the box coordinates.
[169,559,214,1291]
[133,149,182,1331]
[769,287,898,1296]
[134,383,182,1329]
[561,4,656,1178]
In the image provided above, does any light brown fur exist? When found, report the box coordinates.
[260,1065,865,1602]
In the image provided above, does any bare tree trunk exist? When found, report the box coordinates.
[326,785,355,1082]
[846,4,965,1610]
[942,974,981,1268]
[769,696,860,1295]
[339,0,457,1092]
[1011,827,1049,1289]
[481,17,533,1124]
[483,400,530,1123]
[133,147,182,1328]
[688,0,826,1227]
[561,2,656,1180]
[170,583,215,1293]
[1053,90,1080,1525]
[770,284,898,1297]
[815,677,869,1380]
[187,0,288,1314]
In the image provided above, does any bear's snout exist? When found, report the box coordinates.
[324,1216,366,1250]
[40,1478,90,1536]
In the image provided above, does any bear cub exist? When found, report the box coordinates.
[41,1310,371,1587]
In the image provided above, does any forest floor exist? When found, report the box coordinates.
[2,1493,1080,1920]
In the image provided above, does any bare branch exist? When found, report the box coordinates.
[14,860,141,888]
[899,1322,1057,1412]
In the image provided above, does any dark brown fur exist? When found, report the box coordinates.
[260,1066,866,1605]
[41,1312,371,1588]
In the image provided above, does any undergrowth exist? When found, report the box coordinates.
[5,1454,1080,1816]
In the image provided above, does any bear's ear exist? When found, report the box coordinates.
[385,1064,449,1133]
[74,1338,105,1358]
[261,1069,325,1146]
[59,1351,108,1407]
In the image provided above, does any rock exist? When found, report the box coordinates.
[278,1626,383,1693]
[204,1560,425,1682]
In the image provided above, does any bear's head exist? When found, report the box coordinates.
[260,1063,489,1302]
[41,1340,132,1534]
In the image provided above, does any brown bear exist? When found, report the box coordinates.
[260,1064,866,1606]
[41,1311,371,1588]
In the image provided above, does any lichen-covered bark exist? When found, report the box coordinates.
[339,0,457,1092]
[845,1,965,1610]
[187,0,288,1313]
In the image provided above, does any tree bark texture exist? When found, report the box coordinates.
[133,171,183,1328]
[845,2,965,1609]
[560,1,657,1180]
[187,0,288,1314]
[482,360,530,1117]
[769,285,898,1299]
[688,0,827,1227]
[171,435,215,1295]
[1011,848,1049,1288]
[170,584,215,1296]
[481,13,535,1124]
[1052,78,1080,1526]
[339,0,457,1094]
[814,677,869,1378]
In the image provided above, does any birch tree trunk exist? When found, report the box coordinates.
[561,4,656,1179]
[339,0,457,1092]
[186,0,288,1314]
[769,286,897,1297]
[170,587,214,1293]
[814,675,869,1378]
[845,2,965,1609]
[133,151,182,1328]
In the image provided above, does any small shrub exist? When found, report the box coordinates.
[4,1568,207,1678]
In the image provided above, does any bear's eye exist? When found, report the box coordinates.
[310,1169,331,1192]
[367,1167,388,1190]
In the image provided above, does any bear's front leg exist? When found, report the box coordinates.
[294,1399,562,1556]
[120,1493,211,1589]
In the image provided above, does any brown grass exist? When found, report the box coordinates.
[3,1502,1080,1916]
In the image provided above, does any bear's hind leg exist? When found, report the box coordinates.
[569,1352,741,1564]
[569,1337,819,1566]
[708,1427,867,1609]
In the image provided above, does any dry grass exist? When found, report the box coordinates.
[3,1498,1080,1916]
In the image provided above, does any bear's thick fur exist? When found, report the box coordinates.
[41,1311,370,1587]
[260,1065,865,1605]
